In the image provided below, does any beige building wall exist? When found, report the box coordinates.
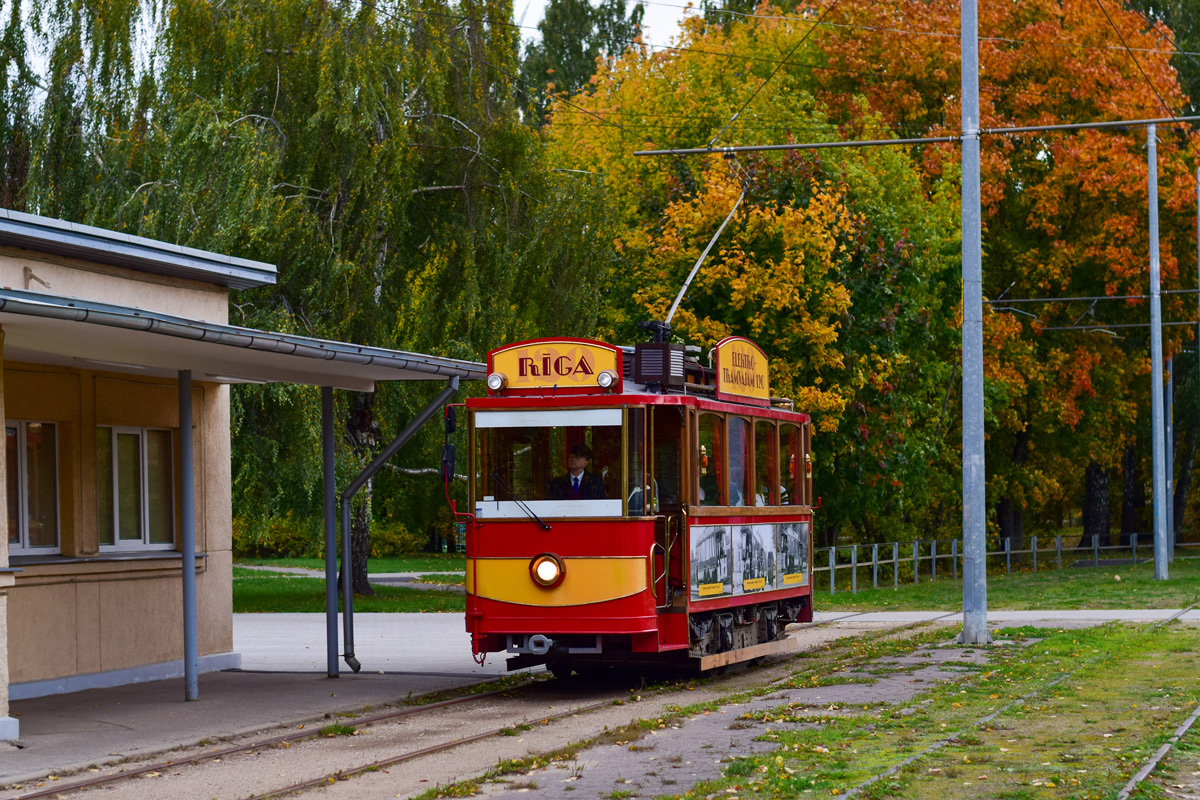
[0,245,228,324]
[4,362,233,684]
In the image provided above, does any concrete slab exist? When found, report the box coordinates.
[235,613,502,675]
[3,614,513,785]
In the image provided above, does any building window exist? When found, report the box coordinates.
[97,427,175,549]
[7,421,60,553]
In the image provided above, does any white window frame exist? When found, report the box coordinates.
[7,420,61,554]
[98,426,176,552]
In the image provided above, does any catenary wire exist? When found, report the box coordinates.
[706,0,844,147]
[1090,0,1200,162]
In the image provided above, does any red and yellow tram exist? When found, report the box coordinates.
[459,336,814,676]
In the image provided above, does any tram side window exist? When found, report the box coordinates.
[728,417,751,507]
[627,409,650,515]
[780,423,801,506]
[754,420,778,506]
[696,413,724,506]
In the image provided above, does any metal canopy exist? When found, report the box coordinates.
[0,289,485,391]
[0,209,278,290]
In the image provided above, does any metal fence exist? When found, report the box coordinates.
[812,536,1199,594]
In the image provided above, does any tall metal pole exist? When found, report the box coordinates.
[1148,125,1169,581]
[179,370,198,701]
[322,387,339,678]
[1166,357,1174,562]
[960,0,989,643]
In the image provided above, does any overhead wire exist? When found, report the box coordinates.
[1090,0,1200,162]
[705,0,844,147]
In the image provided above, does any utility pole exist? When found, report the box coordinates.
[1149,125,1169,581]
[960,0,989,643]
[1166,356,1174,562]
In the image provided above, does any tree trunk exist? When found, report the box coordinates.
[347,391,379,597]
[1173,424,1199,539]
[995,427,1029,549]
[1120,442,1143,547]
[1081,461,1110,547]
[995,497,1024,549]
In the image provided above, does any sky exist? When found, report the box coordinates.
[513,0,697,48]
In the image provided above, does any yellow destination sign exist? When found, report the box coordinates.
[698,582,726,597]
[742,577,766,592]
[491,340,620,391]
[716,337,770,404]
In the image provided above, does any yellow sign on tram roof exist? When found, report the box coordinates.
[715,336,769,405]
[488,338,622,394]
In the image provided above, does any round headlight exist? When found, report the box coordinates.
[596,370,618,390]
[530,553,565,588]
[486,372,507,392]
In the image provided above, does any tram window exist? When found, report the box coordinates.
[755,420,778,506]
[728,417,751,507]
[696,413,724,506]
[780,423,801,506]
[473,409,624,518]
[627,409,650,516]
[652,406,684,511]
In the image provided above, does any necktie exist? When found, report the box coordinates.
[573,476,580,493]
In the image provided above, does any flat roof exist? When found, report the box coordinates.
[0,209,277,290]
[0,289,485,391]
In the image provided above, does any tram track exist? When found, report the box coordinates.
[17,612,1192,800]
[4,616,900,800]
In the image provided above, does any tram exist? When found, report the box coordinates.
[451,335,814,676]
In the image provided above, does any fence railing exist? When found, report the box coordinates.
[811,537,1198,594]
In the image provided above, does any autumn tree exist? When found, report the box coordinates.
[544,12,963,542]
[808,0,1197,543]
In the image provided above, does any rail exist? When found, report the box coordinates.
[813,537,1199,594]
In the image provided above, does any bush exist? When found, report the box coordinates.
[232,512,421,559]
[370,519,423,558]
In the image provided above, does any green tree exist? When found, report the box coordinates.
[520,0,643,123]
[6,0,619,592]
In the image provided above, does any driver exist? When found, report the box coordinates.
[549,441,606,500]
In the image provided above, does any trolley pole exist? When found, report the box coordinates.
[960,0,989,643]
[1149,125,1169,581]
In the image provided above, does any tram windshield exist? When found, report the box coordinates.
[474,409,625,519]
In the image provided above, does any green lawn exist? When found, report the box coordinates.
[236,554,465,573]
[820,554,1200,611]
[233,555,1200,614]
[233,568,464,613]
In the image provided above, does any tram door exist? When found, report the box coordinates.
[650,406,686,609]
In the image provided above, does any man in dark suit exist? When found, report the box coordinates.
[549,441,606,500]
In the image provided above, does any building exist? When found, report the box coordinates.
[0,209,483,738]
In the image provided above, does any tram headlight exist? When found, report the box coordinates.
[486,372,508,392]
[596,369,618,390]
[530,553,565,588]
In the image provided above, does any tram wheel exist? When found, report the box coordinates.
[547,660,574,680]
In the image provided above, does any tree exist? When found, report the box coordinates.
[6,0,620,593]
[520,0,644,123]
[544,11,963,542]
[808,0,1197,541]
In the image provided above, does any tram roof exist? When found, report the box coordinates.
[465,389,809,422]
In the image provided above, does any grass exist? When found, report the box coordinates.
[665,623,1200,799]
[822,555,1200,611]
[232,570,465,613]
[235,554,465,573]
